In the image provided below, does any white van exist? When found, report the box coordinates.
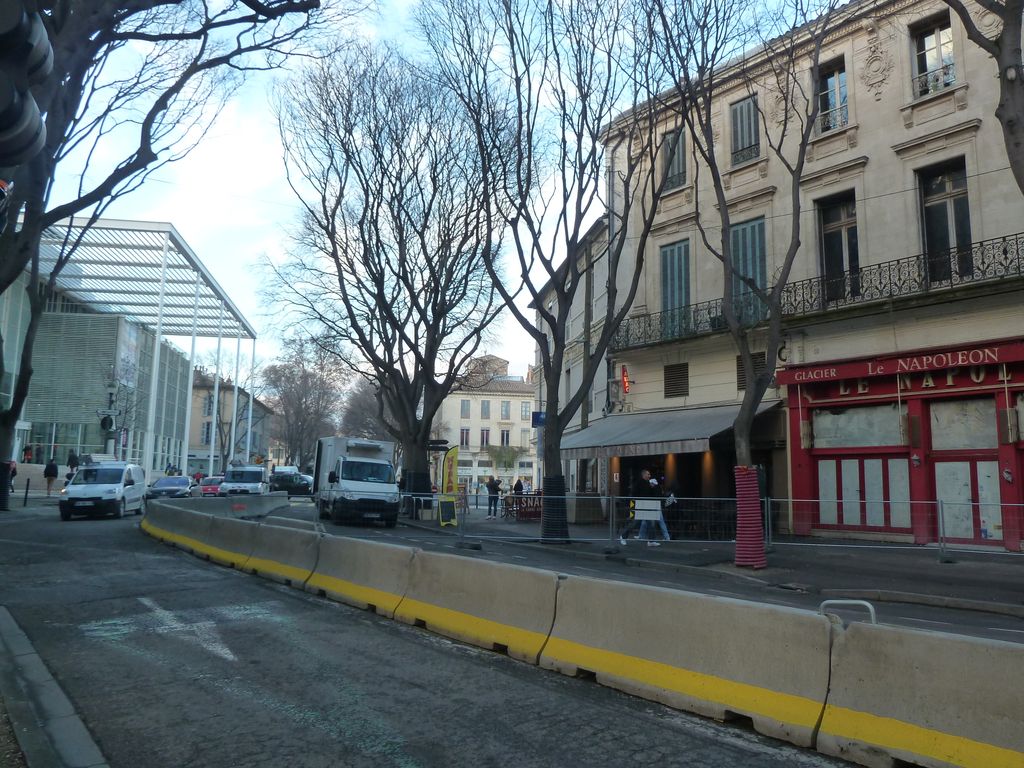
[219,465,268,496]
[59,462,146,520]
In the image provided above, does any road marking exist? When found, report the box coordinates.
[897,617,952,627]
[985,627,1024,635]
[137,597,237,661]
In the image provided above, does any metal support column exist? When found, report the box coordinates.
[208,303,224,476]
[229,332,241,463]
[142,232,171,477]
[245,338,255,460]
[179,275,201,474]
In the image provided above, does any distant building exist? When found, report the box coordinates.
[186,367,274,477]
[434,355,538,493]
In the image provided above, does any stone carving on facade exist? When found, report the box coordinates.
[971,8,1002,39]
[858,20,894,102]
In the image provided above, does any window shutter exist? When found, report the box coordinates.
[736,352,768,390]
[664,363,690,398]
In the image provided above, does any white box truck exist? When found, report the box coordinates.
[313,437,400,527]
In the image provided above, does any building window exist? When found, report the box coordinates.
[500,429,511,447]
[203,394,213,417]
[913,17,955,97]
[730,95,759,166]
[480,428,490,447]
[480,400,490,419]
[920,159,972,283]
[661,240,689,311]
[460,428,470,447]
[460,399,470,419]
[729,217,767,323]
[500,400,511,420]
[664,363,690,398]
[521,401,531,420]
[819,193,859,302]
[201,421,212,445]
[817,62,848,133]
[663,129,686,189]
[520,428,530,447]
[736,352,768,391]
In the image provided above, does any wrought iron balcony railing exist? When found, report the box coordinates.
[610,232,1024,351]
[912,62,956,98]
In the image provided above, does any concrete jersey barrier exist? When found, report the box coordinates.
[818,621,1024,768]
[166,495,291,519]
[262,516,318,532]
[203,516,259,568]
[243,524,320,588]
[141,502,214,556]
[306,536,415,618]
[540,576,832,747]
[393,550,558,664]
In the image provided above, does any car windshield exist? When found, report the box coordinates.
[153,477,188,488]
[225,470,263,483]
[203,477,223,485]
[71,468,124,485]
[340,460,394,483]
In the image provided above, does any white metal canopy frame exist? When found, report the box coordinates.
[36,217,258,476]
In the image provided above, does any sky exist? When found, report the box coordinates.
[77,0,536,381]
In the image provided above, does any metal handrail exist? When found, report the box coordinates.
[819,599,877,624]
[611,232,1024,351]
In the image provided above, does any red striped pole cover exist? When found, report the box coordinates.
[734,465,767,569]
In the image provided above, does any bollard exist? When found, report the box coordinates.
[23,477,29,507]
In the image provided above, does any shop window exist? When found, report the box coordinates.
[664,363,690,398]
[818,193,859,302]
[736,352,767,391]
[930,398,996,450]
[920,158,972,283]
[812,403,905,448]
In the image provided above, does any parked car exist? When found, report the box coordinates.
[146,476,200,500]
[270,472,312,496]
[200,475,224,496]
[219,465,268,496]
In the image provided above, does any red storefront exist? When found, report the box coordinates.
[777,339,1024,551]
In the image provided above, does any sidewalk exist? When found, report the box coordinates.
[405,512,1024,617]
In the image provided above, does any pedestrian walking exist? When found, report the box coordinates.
[22,445,31,464]
[637,469,671,547]
[512,478,523,515]
[43,458,58,496]
[67,450,79,474]
[486,476,501,519]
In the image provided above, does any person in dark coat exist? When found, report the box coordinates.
[486,476,501,519]
[43,458,59,496]
[67,450,79,473]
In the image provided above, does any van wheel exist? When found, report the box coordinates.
[116,499,126,519]
[136,499,145,516]
[60,507,71,521]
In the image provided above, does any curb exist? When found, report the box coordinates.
[821,588,1024,619]
[398,520,1022,615]
[0,607,107,768]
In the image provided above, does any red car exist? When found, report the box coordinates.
[200,475,224,496]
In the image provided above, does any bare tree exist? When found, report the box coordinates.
[0,0,339,508]
[651,0,839,564]
[263,337,346,470]
[275,43,505,498]
[938,0,1024,193]
[339,377,394,443]
[420,0,676,540]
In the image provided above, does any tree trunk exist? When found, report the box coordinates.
[732,395,765,568]
[401,439,432,519]
[0,462,11,512]
[540,419,569,542]
[996,73,1024,196]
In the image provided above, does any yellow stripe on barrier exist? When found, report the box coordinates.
[243,555,312,585]
[306,572,403,613]
[141,519,249,568]
[395,597,550,659]
[821,705,1024,768]
[542,636,823,730]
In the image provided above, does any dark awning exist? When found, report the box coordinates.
[559,401,780,459]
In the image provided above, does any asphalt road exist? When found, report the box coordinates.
[0,510,846,767]
[285,500,1024,644]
